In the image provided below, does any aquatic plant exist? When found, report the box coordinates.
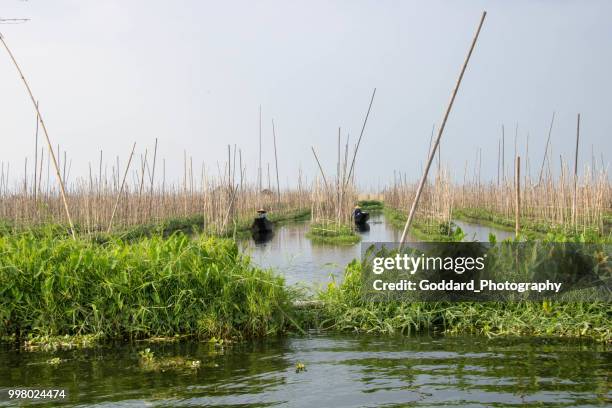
[357,199,384,213]
[23,334,101,352]
[383,207,464,242]
[0,232,295,341]
[45,357,62,365]
[306,221,360,245]
[317,260,611,342]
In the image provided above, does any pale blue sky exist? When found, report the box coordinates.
[0,0,610,189]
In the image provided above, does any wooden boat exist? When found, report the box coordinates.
[251,209,273,234]
[356,222,370,232]
[252,229,274,244]
[353,211,370,225]
[251,217,274,234]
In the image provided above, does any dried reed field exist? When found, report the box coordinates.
[384,161,611,236]
[0,148,311,236]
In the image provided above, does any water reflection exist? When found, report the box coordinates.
[455,220,516,242]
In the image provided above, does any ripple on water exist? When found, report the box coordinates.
[1,334,609,407]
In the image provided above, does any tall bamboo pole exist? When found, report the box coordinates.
[515,156,521,237]
[572,113,580,227]
[272,119,281,208]
[311,146,330,191]
[258,105,262,191]
[344,88,376,188]
[399,11,487,248]
[538,111,556,185]
[502,124,505,184]
[0,32,76,238]
[33,101,39,201]
[148,138,158,217]
[107,143,136,233]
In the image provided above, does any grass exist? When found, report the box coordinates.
[357,199,384,213]
[2,207,609,350]
[383,207,465,242]
[0,215,206,242]
[1,208,312,243]
[306,221,361,245]
[317,260,611,342]
[454,207,611,243]
[0,231,296,342]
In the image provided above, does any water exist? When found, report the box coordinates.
[241,214,515,286]
[241,214,404,287]
[455,220,516,242]
[5,217,596,407]
[1,334,609,407]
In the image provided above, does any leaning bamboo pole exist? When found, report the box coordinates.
[399,11,487,248]
[537,111,556,185]
[0,32,76,238]
[107,143,136,233]
[344,88,376,189]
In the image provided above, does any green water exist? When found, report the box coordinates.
[1,334,609,407]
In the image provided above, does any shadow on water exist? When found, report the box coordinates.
[356,222,370,233]
[251,230,275,244]
[1,334,609,407]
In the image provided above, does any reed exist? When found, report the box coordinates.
[383,159,610,240]
[0,147,311,237]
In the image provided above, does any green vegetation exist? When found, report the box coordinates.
[0,231,295,342]
[222,208,311,239]
[455,208,612,243]
[317,260,611,342]
[357,199,384,213]
[0,215,206,242]
[23,334,101,352]
[138,347,205,372]
[383,207,465,241]
[0,208,312,242]
[306,222,361,245]
[2,206,609,350]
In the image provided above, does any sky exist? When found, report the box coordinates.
[0,0,610,189]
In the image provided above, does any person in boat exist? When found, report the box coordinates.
[353,205,363,219]
[253,208,273,234]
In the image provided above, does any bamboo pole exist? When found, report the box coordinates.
[311,146,330,191]
[258,105,262,192]
[344,88,376,188]
[272,119,281,208]
[0,32,77,238]
[107,143,136,233]
[572,113,580,228]
[148,138,158,217]
[33,101,39,201]
[537,111,556,185]
[515,156,520,237]
[399,11,487,249]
